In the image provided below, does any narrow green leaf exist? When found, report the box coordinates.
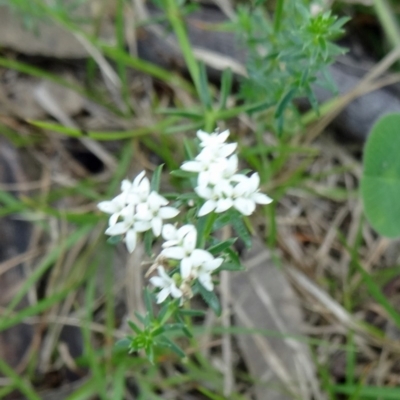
[156,336,186,358]
[195,281,221,316]
[115,338,132,351]
[207,238,236,255]
[331,385,400,399]
[143,230,154,257]
[128,320,142,334]
[231,214,252,248]
[0,358,41,400]
[215,262,245,272]
[150,164,164,192]
[275,87,297,118]
[219,68,233,110]
[198,62,212,109]
[30,117,180,140]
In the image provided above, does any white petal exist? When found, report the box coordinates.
[136,203,152,220]
[195,185,213,199]
[105,222,129,236]
[198,200,216,217]
[181,161,203,172]
[233,179,250,197]
[162,224,177,240]
[148,191,168,208]
[183,229,197,253]
[191,249,213,266]
[252,192,273,205]
[162,239,179,248]
[109,213,120,226]
[204,257,223,272]
[199,274,213,291]
[198,171,211,187]
[220,142,237,157]
[138,178,150,199]
[162,246,186,260]
[151,217,163,237]
[159,206,179,219]
[134,220,151,232]
[218,129,230,143]
[149,276,164,287]
[226,154,238,175]
[230,174,247,183]
[170,285,183,299]
[157,266,171,281]
[126,193,139,205]
[121,179,131,192]
[178,224,197,239]
[125,229,137,253]
[234,198,256,216]
[180,258,192,279]
[120,204,135,221]
[98,201,119,214]
[196,130,210,144]
[132,171,146,187]
[217,181,233,197]
[215,198,233,213]
[249,173,260,193]
[156,288,170,304]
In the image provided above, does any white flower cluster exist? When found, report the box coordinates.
[181,129,273,217]
[150,224,223,303]
[99,129,274,305]
[98,171,179,253]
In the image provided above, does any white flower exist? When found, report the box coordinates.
[161,224,197,248]
[128,170,151,203]
[136,192,179,236]
[98,192,129,227]
[161,225,215,279]
[196,172,273,217]
[231,172,273,216]
[197,129,230,148]
[181,129,237,188]
[98,170,180,253]
[104,204,151,252]
[193,255,223,291]
[196,181,234,216]
[181,145,237,187]
[161,224,198,278]
[150,266,182,303]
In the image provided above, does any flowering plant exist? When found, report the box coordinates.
[99,129,272,361]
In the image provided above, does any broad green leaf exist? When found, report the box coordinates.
[361,113,400,237]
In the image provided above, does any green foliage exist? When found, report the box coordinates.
[361,113,400,238]
[236,1,348,129]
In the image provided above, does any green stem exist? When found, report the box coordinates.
[164,0,201,94]
[273,0,285,33]
[373,0,400,49]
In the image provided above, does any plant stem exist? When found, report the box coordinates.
[164,0,201,94]
[373,0,400,49]
[273,0,285,33]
